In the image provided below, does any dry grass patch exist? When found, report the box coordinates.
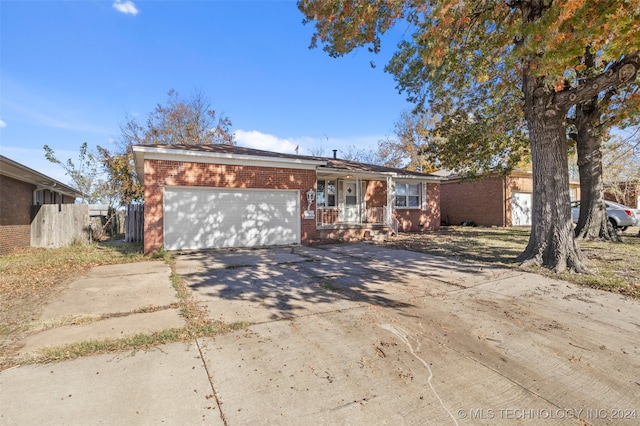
[383,226,640,298]
[0,242,248,368]
[0,242,148,358]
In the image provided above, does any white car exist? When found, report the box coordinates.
[571,200,639,231]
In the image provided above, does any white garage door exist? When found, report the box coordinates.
[164,187,300,250]
[512,192,532,226]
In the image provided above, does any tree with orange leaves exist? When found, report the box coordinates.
[299,0,640,273]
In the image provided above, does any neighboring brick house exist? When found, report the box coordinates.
[0,155,82,255]
[438,170,580,227]
[133,144,441,254]
[604,182,640,211]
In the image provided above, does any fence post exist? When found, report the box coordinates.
[125,204,144,243]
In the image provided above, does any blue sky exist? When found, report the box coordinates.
[0,0,413,184]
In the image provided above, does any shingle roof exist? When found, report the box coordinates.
[136,143,439,178]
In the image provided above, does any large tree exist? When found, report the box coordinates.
[423,106,529,176]
[99,89,235,204]
[377,110,440,172]
[299,0,640,272]
[572,46,640,240]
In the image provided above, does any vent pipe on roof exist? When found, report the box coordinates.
[333,149,337,159]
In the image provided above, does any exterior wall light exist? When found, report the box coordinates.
[304,188,316,219]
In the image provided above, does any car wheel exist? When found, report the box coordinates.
[621,226,628,232]
[609,218,618,229]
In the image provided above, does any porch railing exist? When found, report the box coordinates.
[316,208,339,227]
[316,206,399,235]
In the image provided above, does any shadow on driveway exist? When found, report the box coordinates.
[173,243,515,323]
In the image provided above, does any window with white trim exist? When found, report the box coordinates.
[395,182,420,208]
[317,180,337,208]
[34,190,44,206]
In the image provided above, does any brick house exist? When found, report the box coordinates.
[0,155,82,255]
[439,170,581,227]
[604,182,640,211]
[132,144,441,253]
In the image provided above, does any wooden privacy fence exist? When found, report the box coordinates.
[31,204,90,248]
[126,204,144,243]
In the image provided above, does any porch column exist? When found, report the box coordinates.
[387,176,394,224]
[356,176,362,224]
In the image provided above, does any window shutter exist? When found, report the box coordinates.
[421,182,427,211]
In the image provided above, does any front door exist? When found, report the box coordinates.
[342,181,359,223]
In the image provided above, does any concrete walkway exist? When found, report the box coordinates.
[2,244,639,425]
[17,261,184,354]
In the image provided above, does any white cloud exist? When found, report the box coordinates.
[113,0,139,16]
[234,130,388,160]
[0,119,6,128]
[235,130,306,154]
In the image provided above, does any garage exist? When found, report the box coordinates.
[511,192,532,226]
[164,187,300,250]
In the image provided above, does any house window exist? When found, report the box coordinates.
[317,180,337,208]
[396,183,420,208]
[34,190,44,206]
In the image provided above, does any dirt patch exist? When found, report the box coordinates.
[381,226,640,298]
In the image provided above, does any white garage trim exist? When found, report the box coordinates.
[164,187,300,250]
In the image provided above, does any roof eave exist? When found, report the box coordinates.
[0,155,83,198]
[132,145,328,185]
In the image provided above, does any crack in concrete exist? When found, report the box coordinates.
[387,319,571,422]
[379,323,459,426]
[196,338,228,426]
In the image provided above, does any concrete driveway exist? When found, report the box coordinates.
[176,244,639,425]
[2,243,639,425]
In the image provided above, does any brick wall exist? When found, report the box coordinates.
[143,159,317,253]
[425,183,440,230]
[0,175,36,255]
[0,225,31,255]
[440,177,505,226]
[365,180,386,207]
[394,183,440,231]
[569,183,581,202]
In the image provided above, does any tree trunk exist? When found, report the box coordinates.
[517,77,590,273]
[574,97,621,241]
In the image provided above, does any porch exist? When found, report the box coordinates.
[316,206,399,236]
[313,173,399,236]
